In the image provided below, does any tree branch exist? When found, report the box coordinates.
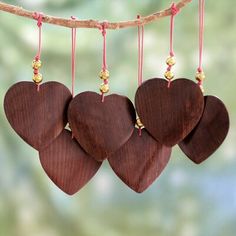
[0,0,192,29]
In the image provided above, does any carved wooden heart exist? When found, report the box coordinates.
[108,128,172,193]
[4,81,72,150]
[135,78,204,146]
[39,129,102,195]
[39,130,102,195]
[179,96,229,164]
[68,92,136,161]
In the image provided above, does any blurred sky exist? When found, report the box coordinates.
[0,1,236,236]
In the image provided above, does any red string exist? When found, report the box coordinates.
[198,0,205,74]
[33,12,43,61]
[167,3,179,88]
[33,12,43,91]
[100,22,108,102]
[169,3,179,57]
[137,15,144,87]
[71,16,77,97]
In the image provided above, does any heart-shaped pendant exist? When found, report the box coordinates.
[68,91,136,161]
[4,81,72,150]
[108,128,172,193]
[179,95,229,164]
[135,78,204,146]
[39,129,102,195]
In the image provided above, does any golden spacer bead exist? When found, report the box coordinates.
[99,69,110,80]
[136,118,144,129]
[100,83,109,93]
[166,56,176,66]
[195,71,206,81]
[164,70,174,80]
[33,73,43,84]
[32,59,42,70]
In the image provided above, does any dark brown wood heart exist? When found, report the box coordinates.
[39,129,102,195]
[108,128,172,193]
[68,91,136,161]
[179,96,229,164]
[135,78,204,146]
[4,81,72,150]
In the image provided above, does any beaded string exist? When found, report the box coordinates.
[32,12,43,91]
[195,0,205,93]
[164,3,179,88]
[136,15,145,137]
[98,22,110,103]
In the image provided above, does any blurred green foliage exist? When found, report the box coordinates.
[0,1,236,236]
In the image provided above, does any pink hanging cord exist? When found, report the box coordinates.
[33,12,43,61]
[137,15,144,87]
[100,22,109,102]
[167,3,179,88]
[71,16,77,97]
[137,15,145,137]
[33,12,43,91]
[197,0,205,86]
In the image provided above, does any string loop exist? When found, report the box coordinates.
[196,0,205,92]
[137,15,145,136]
[71,16,77,97]
[99,21,109,102]
[32,12,44,91]
[137,15,144,88]
[164,3,179,88]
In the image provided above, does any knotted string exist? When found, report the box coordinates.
[167,3,179,88]
[71,16,77,97]
[33,12,43,91]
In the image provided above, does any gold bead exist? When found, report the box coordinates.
[32,59,42,70]
[166,56,176,66]
[33,73,43,84]
[164,70,174,80]
[195,71,206,81]
[99,69,110,80]
[136,118,144,129]
[100,83,109,93]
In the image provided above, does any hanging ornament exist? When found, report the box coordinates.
[4,12,72,150]
[68,22,136,162]
[108,17,171,193]
[135,3,204,147]
[179,0,230,164]
[39,18,102,195]
[39,130,102,195]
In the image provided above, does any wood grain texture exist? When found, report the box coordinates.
[4,81,72,150]
[68,92,136,161]
[39,129,102,195]
[135,78,204,146]
[179,96,230,164]
[108,128,172,193]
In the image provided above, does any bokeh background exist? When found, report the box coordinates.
[0,0,236,236]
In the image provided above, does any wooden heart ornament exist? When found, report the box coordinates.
[4,82,72,150]
[39,129,102,195]
[179,96,230,164]
[108,128,172,193]
[68,92,136,161]
[135,78,204,146]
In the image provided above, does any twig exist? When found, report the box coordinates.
[0,0,192,29]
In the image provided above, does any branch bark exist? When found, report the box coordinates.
[0,0,192,29]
